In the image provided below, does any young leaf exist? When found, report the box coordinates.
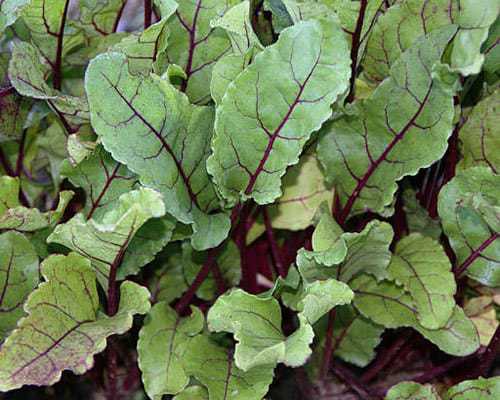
[183,335,275,400]
[137,302,204,398]
[0,253,151,391]
[388,234,456,329]
[165,0,234,103]
[207,17,350,206]
[0,231,39,340]
[352,275,479,356]
[385,381,440,400]
[458,88,499,173]
[364,0,499,81]
[318,27,456,222]
[207,289,314,371]
[438,167,500,286]
[85,52,230,250]
[0,176,73,231]
[47,188,166,286]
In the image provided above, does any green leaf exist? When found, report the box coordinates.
[173,386,209,400]
[79,0,131,36]
[165,0,235,103]
[385,381,440,400]
[364,0,499,81]
[0,231,39,340]
[20,0,82,67]
[402,188,442,239]
[182,240,241,301]
[303,203,347,267]
[0,0,30,33]
[0,253,151,391]
[318,27,456,221]
[438,167,500,286]
[207,17,350,206]
[458,89,499,173]
[210,52,252,106]
[85,52,229,250]
[112,1,178,74]
[9,42,89,127]
[0,176,73,231]
[61,145,137,221]
[444,377,500,400]
[137,302,204,398]
[210,0,262,55]
[331,305,384,368]
[388,234,456,329]
[207,289,314,371]
[282,277,354,325]
[183,335,275,400]
[352,274,479,356]
[47,188,166,286]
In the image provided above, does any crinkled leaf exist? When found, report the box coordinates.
[352,275,479,356]
[9,42,89,127]
[47,188,166,286]
[458,88,499,173]
[61,145,137,220]
[0,231,39,340]
[0,176,73,231]
[438,167,500,286]
[364,0,499,81]
[137,302,204,398]
[165,0,235,103]
[0,253,151,391]
[85,52,229,250]
[385,381,440,400]
[208,17,350,206]
[318,27,456,221]
[388,234,456,329]
[183,334,274,400]
[444,377,500,400]
[207,289,314,371]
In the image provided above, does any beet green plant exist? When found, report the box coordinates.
[1,0,499,399]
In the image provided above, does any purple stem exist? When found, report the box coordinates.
[333,363,381,400]
[454,232,499,277]
[53,0,70,90]
[346,0,368,103]
[262,207,286,278]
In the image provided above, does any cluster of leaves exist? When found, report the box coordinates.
[0,0,499,399]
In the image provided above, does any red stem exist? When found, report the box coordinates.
[262,208,286,277]
[346,0,368,103]
[144,0,152,29]
[175,247,219,314]
[333,363,381,400]
[210,261,227,295]
[361,334,410,383]
[0,142,30,207]
[53,0,70,90]
[412,354,477,384]
[112,1,128,33]
[319,309,337,380]
[454,232,499,277]
[478,324,500,377]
